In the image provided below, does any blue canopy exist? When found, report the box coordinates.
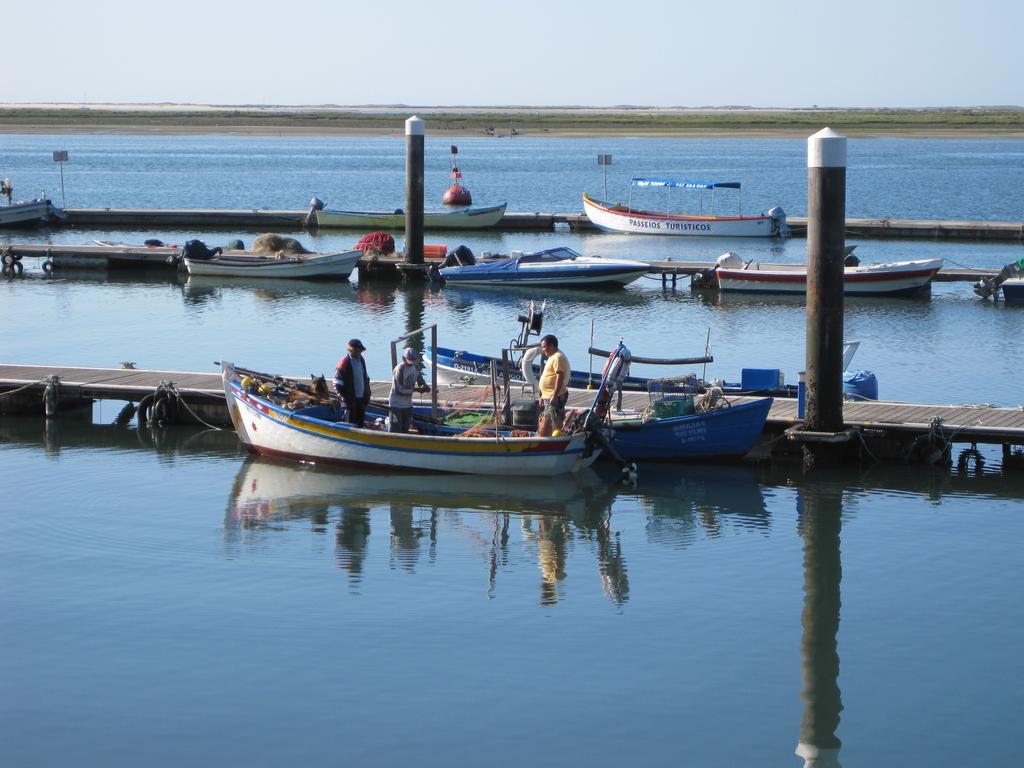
[631,178,741,190]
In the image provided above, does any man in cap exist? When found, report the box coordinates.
[335,338,371,427]
[388,347,430,433]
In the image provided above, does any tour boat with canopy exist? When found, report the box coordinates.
[583,178,787,237]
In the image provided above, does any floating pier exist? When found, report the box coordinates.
[7,208,1021,240]
[2,364,1022,466]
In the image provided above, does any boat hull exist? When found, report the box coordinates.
[315,203,506,230]
[583,194,783,238]
[222,365,595,476]
[715,258,943,295]
[1002,278,1024,302]
[609,398,772,461]
[0,199,52,227]
[440,264,647,287]
[185,249,361,279]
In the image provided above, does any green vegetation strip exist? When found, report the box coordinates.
[2,108,1023,136]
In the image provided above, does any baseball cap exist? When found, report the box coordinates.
[403,346,420,361]
[347,338,366,351]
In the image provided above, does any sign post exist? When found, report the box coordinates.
[597,154,612,200]
[52,150,69,207]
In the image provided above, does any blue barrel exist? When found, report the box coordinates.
[843,369,879,400]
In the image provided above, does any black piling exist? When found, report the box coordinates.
[804,128,848,468]
[404,116,425,270]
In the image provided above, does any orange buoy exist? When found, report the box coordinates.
[442,145,473,206]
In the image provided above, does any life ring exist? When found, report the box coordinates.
[11,260,23,276]
[520,345,541,392]
[42,259,53,274]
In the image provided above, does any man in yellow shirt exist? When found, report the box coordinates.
[537,334,570,436]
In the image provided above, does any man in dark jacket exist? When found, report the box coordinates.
[334,338,371,427]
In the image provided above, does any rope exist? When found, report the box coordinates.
[0,379,48,399]
[161,382,226,430]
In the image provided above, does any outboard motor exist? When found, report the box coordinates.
[767,206,789,236]
[306,196,326,227]
[716,252,745,270]
[443,245,476,268]
[181,239,222,261]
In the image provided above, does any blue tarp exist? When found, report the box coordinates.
[631,178,742,190]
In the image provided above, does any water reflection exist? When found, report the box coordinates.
[795,483,844,767]
[225,456,630,603]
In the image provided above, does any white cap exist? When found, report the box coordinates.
[808,127,847,168]
[406,116,425,136]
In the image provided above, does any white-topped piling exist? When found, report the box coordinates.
[404,116,425,267]
[804,128,847,467]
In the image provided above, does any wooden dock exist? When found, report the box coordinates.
[2,364,1022,462]
[566,214,1024,241]
[9,207,1023,241]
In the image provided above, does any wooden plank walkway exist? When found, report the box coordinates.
[4,206,1022,240]
[2,364,1022,446]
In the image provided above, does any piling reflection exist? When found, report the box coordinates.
[794,482,845,767]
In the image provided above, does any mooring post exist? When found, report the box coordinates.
[404,115,425,269]
[805,128,847,467]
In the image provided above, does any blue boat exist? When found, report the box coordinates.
[607,396,773,461]
[1002,278,1024,302]
[437,246,649,288]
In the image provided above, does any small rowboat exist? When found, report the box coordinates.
[0,199,55,227]
[438,246,649,288]
[712,253,944,296]
[221,363,599,476]
[184,249,361,280]
[583,179,787,238]
[314,202,507,230]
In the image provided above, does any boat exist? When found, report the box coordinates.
[437,246,649,288]
[419,342,773,462]
[606,395,773,461]
[0,198,55,227]
[184,249,361,280]
[221,363,600,476]
[709,252,943,296]
[1001,278,1024,302]
[583,179,787,237]
[314,202,507,230]
[423,301,793,398]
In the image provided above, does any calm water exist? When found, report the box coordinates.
[2,134,1024,766]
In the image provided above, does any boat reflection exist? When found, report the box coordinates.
[225,456,626,604]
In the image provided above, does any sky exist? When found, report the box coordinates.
[4,0,1022,108]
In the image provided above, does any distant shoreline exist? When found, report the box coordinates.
[2,105,1023,138]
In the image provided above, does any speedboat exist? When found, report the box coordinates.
[437,246,649,288]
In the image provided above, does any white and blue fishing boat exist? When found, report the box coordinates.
[221,363,599,476]
[437,246,649,288]
[583,178,787,238]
